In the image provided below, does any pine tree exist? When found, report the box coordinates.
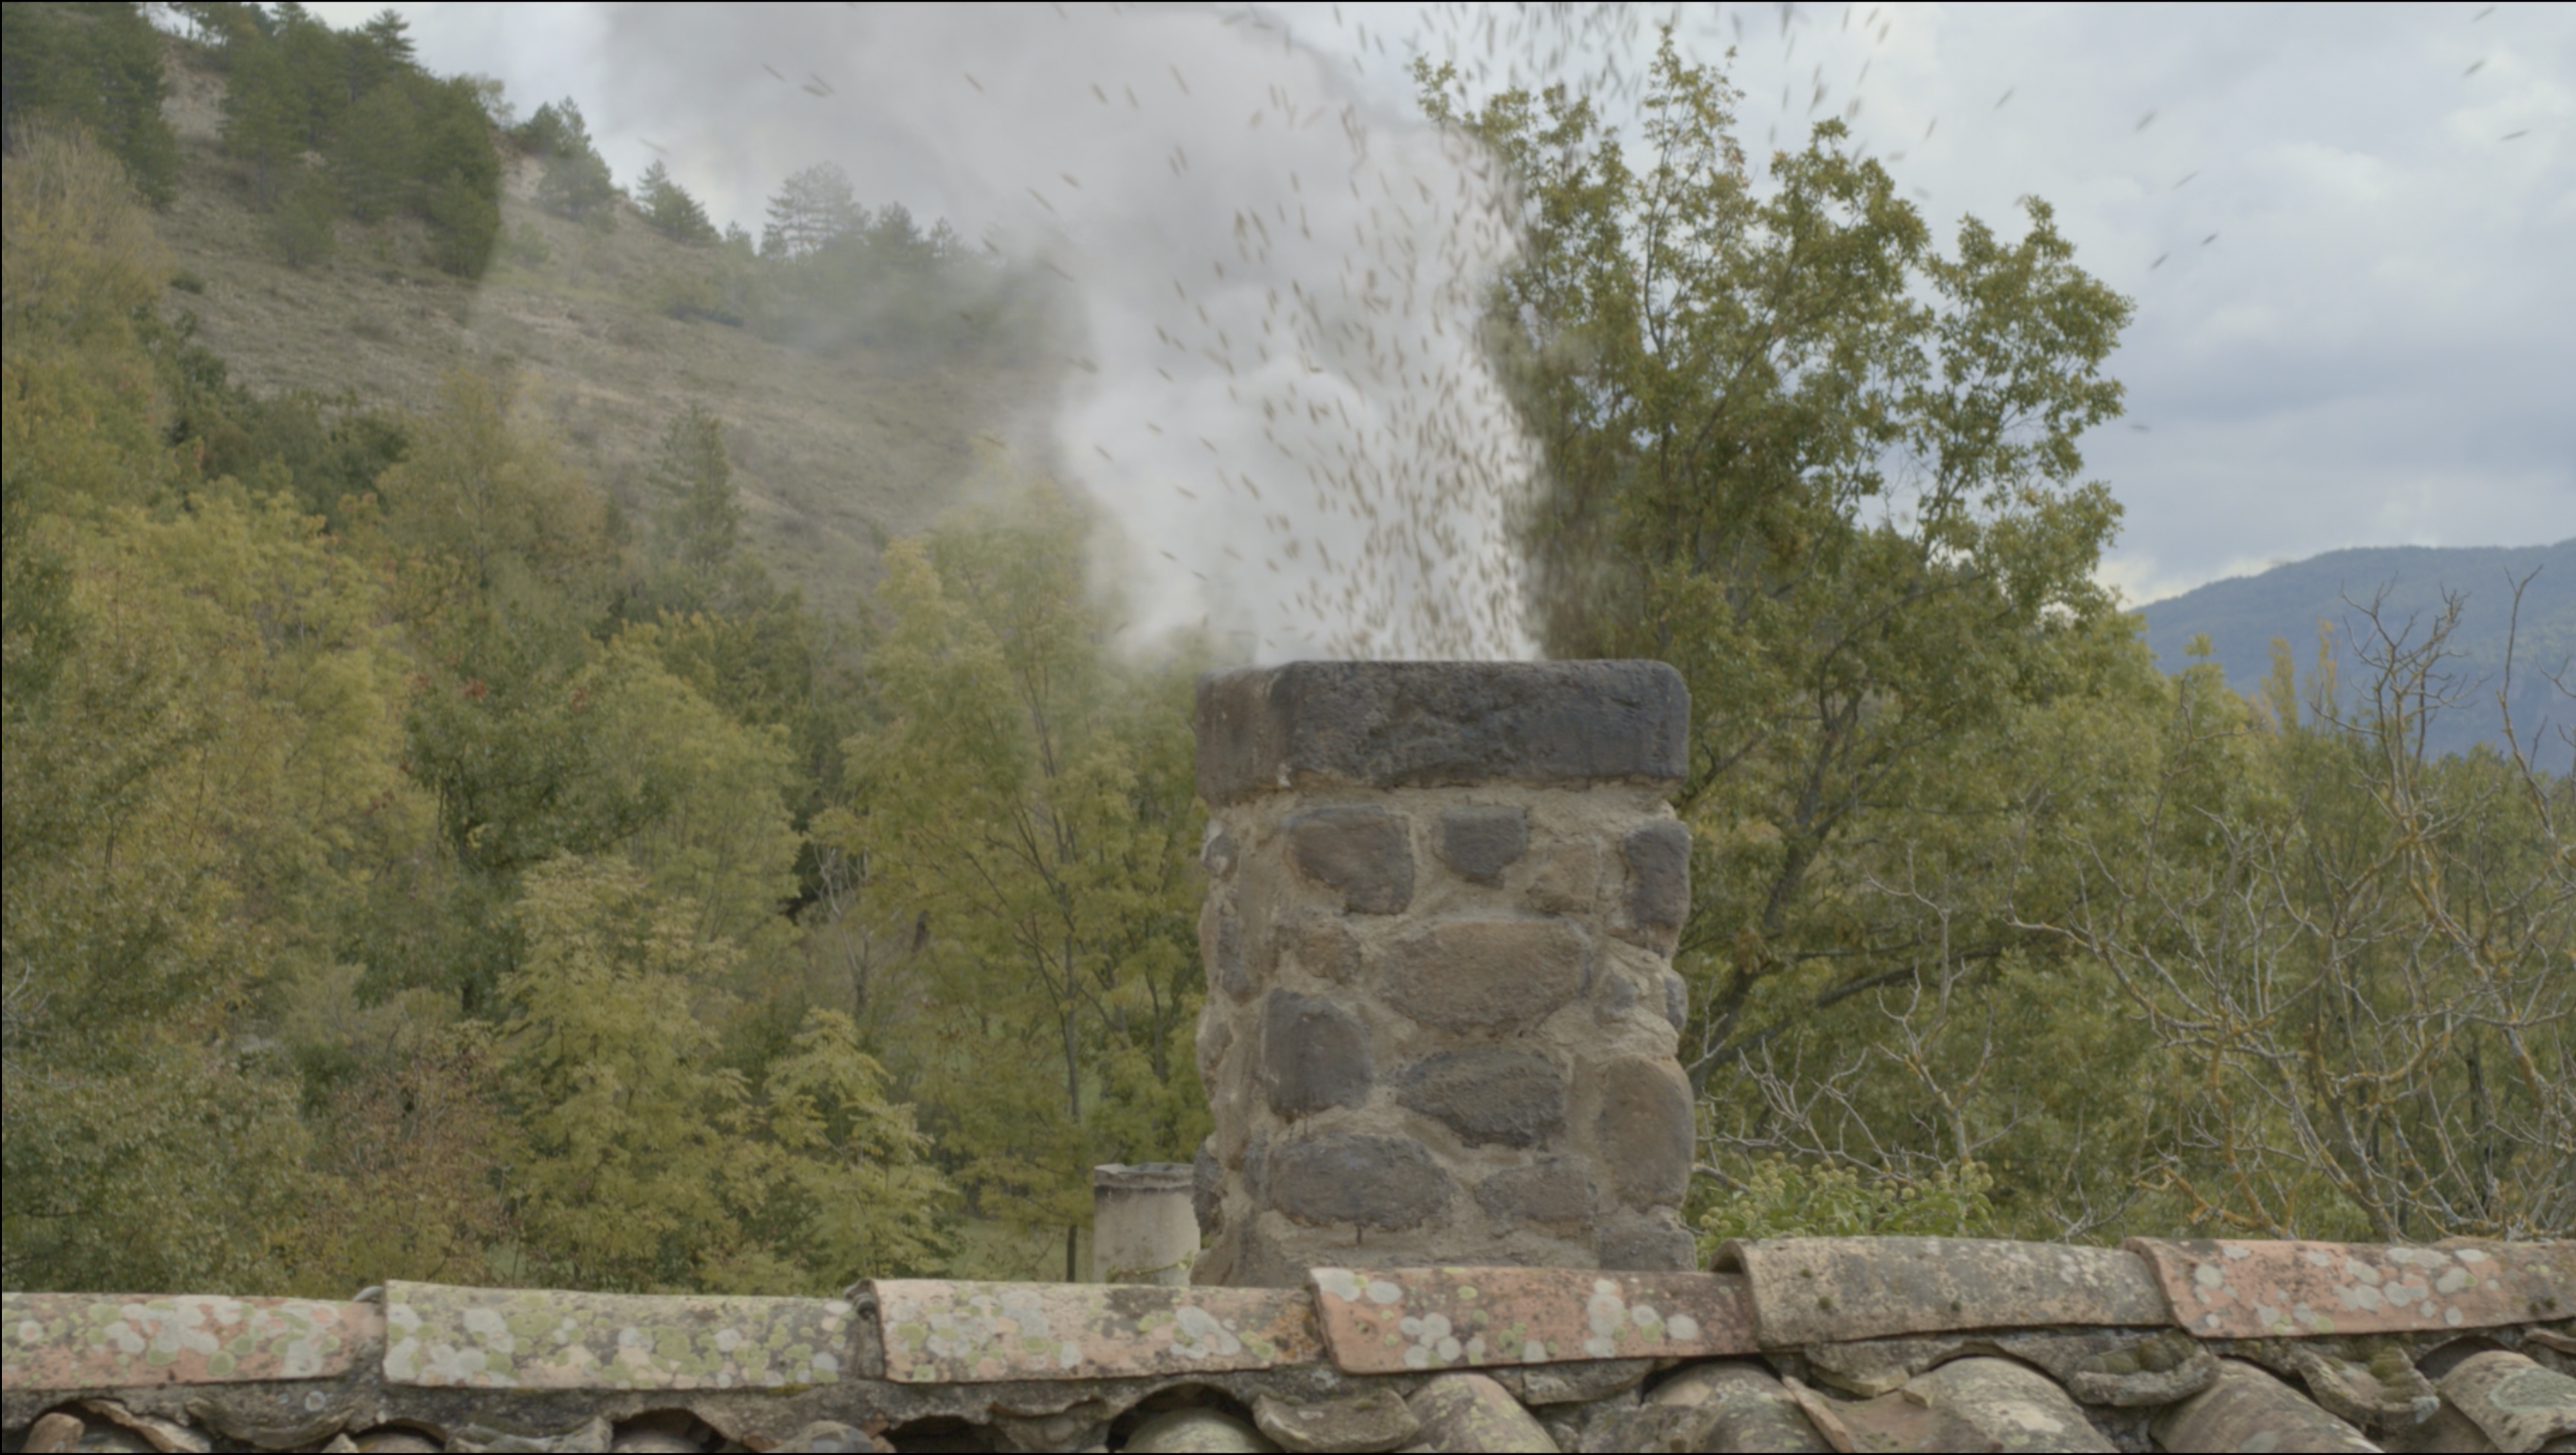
[762,162,861,259]
[522,99,616,222]
[272,3,351,147]
[268,167,338,267]
[219,29,302,203]
[650,402,739,572]
[638,160,718,245]
[0,2,182,205]
[351,9,416,96]
[329,81,415,222]
[413,74,503,275]
[424,167,497,276]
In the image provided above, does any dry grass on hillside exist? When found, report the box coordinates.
[151,45,1069,618]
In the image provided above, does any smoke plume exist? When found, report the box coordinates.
[586,2,1644,660]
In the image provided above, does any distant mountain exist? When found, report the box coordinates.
[2135,541,2575,763]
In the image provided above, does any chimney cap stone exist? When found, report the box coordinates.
[1194,661,1688,806]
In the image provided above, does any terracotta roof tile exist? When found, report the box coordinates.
[864,1279,1319,1382]
[5,1238,2572,1452]
[1305,1265,1756,1374]
[1717,1236,2168,1345]
[1,1294,379,1391]
[2439,1348,2576,1452]
[381,1283,854,1391]
[2127,1237,2576,1340]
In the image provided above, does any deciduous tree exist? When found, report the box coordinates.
[829,474,1208,1278]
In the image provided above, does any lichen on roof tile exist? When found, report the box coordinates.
[863,1279,1320,1382]
[8,1238,2575,1452]
[2152,1357,2381,1453]
[1719,1236,2170,1346]
[379,1282,853,1391]
[2439,1348,2576,1453]
[1306,1266,1758,1374]
[1,1293,379,1391]
[2126,1237,2576,1340]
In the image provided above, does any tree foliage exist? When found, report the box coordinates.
[827,475,1210,1277]
[4,9,2560,1296]
[519,98,618,224]
[762,163,863,260]
[0,126,965,1291]
[2032,608,2574,1239]
[639,160,719,246]
[501,855,948,1292]
[1,2,181,205]
[1428,36,2567,1243]
[211,2,500,273]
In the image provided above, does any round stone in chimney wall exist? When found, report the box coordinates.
[1373,919,1588,1034]
[1264,1132,1453,1231]
[1618,818,1692,951]
[1393,1047,1568,1148]
[1475,1157,1598,1233]
[1589,1056,1696,1210]
[1200,824,1238,878]
[1284,804,1416,913]
[1437,805,1531,883]
[1191,1138,1223,1238]
[1257,989,1374,1117]
[1592,959,1641,1022]
[1597,1205,1699,1272]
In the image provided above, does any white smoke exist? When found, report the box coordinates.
[584,2,1664,661]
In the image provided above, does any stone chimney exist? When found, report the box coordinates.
[1189,662,1699,1287]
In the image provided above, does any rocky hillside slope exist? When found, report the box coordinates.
[150,43,1068,619]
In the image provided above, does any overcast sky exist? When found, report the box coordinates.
[306,1,2573,642]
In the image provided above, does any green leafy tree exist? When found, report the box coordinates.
[271,3,354,148]
[762,162,862,259]
[649,401,741,572]
[2033,605,2575,1240]
[268,166,338,267]
[423,164,499,276]
[639,160,719,245]
[829,474,1208,1279]
[0,2,181,205]
[160,328,409,528]
[522,98,618,223]
[1,483,434,1290]
[350,9,417,99]
[501,854,949,1292]
[289,1019,521,1292]
[1423,38,2156,1233]
[219,26,303,203]
[329,80,416,222]
[411,74,504,275]
[3,122,171,410]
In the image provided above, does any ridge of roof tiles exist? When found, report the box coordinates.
[4,1236,2570,1453]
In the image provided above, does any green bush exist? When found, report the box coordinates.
[268,170,338,269]
[503,219,552,268]
[424,167,498,277]
[1693,1158,1998,1253]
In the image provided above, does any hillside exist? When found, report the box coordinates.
[148,40,1069,619]
[2137,540,2575,761]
